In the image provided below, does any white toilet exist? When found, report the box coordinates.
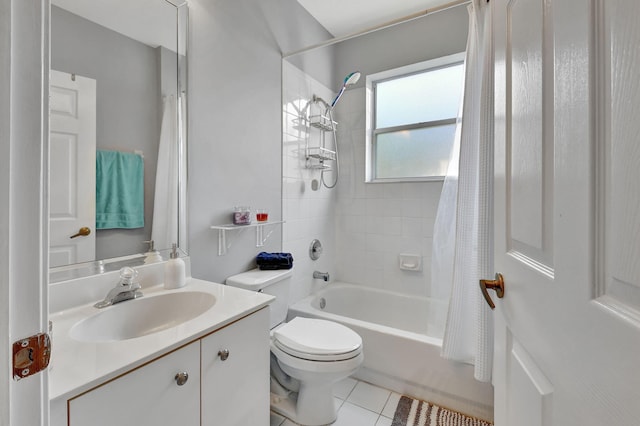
[226,268,363,426]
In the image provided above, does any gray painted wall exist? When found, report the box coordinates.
[187,0,332,283]
[187,0,466,286]
[285,45,335,90]
[336,5,469,90]
[51,6,161,260]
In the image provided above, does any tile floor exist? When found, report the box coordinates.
[270,377,401,426]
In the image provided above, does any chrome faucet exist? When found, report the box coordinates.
[94,267,143,308]
[313,271,330,282]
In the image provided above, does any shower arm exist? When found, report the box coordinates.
[312,95,332,113]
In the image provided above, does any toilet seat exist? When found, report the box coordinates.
[273,317,362,362]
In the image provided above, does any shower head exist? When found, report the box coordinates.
[330,71,361,109]
[343,71,361,86]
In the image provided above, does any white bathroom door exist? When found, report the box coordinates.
[49,70,96,267]
[492,0,640,425]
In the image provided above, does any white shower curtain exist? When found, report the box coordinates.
[431,0,494,383]
[152,94,187,251]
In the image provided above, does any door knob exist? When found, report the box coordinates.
[479,273,505,310]
[70,226,91,239]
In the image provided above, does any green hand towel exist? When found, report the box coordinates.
[96,150,144,229]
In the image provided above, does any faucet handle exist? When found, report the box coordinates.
[143,240,155,251]
[119,267,139,286]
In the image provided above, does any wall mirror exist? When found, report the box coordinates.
[49,0,188,283]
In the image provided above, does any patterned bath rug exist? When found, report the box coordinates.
[392,395,493,426]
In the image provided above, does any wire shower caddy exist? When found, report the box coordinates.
[303,95,337,171]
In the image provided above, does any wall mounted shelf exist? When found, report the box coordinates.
[210,221,284,256]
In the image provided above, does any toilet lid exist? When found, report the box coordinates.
[273,317,362,361]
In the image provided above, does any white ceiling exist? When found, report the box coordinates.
[295,0,453,37]
[52,0,182,50]
[53,0,454,49]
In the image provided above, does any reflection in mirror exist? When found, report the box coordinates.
[49,0,188,283]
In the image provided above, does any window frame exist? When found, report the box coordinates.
[365,52,466,183]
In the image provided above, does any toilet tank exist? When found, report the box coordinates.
[225,268,292,329]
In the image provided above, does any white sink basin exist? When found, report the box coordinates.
[70,291,216,342]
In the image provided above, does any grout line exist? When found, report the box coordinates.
[343,378,359,400]
[342,399,384,418]
[376,413,389,425]
[380,392,392,415]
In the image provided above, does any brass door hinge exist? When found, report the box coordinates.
[13,332,51,380]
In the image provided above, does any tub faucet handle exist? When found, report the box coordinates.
[313,271,330,282]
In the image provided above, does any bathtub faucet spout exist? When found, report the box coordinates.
[313,271,330,282]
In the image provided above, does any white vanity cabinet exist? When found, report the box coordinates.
[62,307,270,426]
[201,306,270,425]
[68,341,201,426]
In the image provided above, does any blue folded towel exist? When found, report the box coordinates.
[95,150,144,229]
[256,252,294,270]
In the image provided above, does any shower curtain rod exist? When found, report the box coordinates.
[283,0,474,58]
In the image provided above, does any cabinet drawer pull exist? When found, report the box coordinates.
[218,349,230,361]
[174,372,189,386]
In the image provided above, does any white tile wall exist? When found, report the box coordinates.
[333,88,443,298]
[283,63,444,303]
[282,62,337,303]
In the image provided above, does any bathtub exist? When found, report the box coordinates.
[288,282,494,422]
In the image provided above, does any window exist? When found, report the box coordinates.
[366,53,465,182]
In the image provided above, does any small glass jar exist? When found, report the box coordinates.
[232,206,251,225]
[256,208,268,222]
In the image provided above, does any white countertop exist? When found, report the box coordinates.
[49,278,273,402]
